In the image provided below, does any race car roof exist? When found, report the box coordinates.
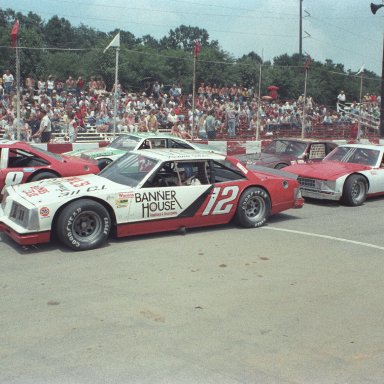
[338,143,384,151]
[130,148,226,161]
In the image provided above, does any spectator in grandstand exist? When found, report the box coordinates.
[146,109,159,133]
[76,76,85,98]
[95,112,109,133]
[3,70,14,95]
[167,108,178,129]
[337,90,346,110]
[67,111,78,142]
[56,79,64,95]
[171,121,182,138]
[169,84,181,103]
[225,104,237,138]
[137,113,148,132]
[46,75,55,96]
[24,73,35,94]
[65,75,76,93]
[152,81,161,99]
[37,76,46,95]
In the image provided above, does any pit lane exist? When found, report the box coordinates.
[1,198,384,383]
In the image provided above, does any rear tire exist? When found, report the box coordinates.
[56,199,111,251]
[235,187,271,228]
[341,174,367,206]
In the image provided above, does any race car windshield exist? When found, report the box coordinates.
[324,147,380,166]
[263,140,307,156]
[99,153,158,187]
[109,135,141,150]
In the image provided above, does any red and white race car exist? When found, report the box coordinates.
[0,149,304,251]
[0,140,100,197]
[284,144,384,206]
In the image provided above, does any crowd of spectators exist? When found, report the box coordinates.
[0,71,381,143]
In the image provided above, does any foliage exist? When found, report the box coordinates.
[0,9,380,109]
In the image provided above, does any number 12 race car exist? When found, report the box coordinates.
[0,149,304,251]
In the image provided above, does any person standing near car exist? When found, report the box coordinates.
[32,107,52,143]
[28,112,40,143]
[205,109,216,139]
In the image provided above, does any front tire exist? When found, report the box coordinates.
[341,174,367,206]
[235,187,271,228]
[56,199,111,251]
[29,171,58,182]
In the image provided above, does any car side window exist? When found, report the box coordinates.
[8,149,49,168]
[168,139,193,149]
[150,139,166,149]
[209,160,247,183]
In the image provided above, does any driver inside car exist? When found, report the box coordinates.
[178,164,201,186]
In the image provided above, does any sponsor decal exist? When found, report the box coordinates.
[116,198,129,208]
[119,192,134,199]
[23,185,49,198]
[135,190,182,218]
[58,184,106,197]
[23,168,36,172]
[40,206,50,217]
[65,176,91,188]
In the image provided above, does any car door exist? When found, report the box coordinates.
[0,147,26,195]
[364,151,384,194]
[128,159,245,233]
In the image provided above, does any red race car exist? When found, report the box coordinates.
[0,140,100,197]
[0,149,304,251]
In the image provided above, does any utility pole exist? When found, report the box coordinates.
[299,0,303,55]
[371,3,384,138]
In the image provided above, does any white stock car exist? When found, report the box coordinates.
[64,132,221,169]
[0,149,303,251]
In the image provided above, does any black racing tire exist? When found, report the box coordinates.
[29,171,58,182]
[235,187,271,228]
[56,199,111,251]
[274,163,288,169]
[341,174,368,206]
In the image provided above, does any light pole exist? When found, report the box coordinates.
[371,2,384,138]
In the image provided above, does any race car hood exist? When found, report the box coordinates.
[8,174,123,206]
[283,161,371,180]
[237,152,293,166]
[60,153,99,166]
[65,147,125,159]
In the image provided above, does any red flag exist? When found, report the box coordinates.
[11,20,19,47]
[194,40,200,59]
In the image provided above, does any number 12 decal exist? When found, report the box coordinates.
[202,186,240,216]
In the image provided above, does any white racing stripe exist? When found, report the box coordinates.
[262,227,384,251]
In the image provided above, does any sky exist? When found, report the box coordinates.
[2,0,384,75]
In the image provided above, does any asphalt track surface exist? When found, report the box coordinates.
[1,197,384,384]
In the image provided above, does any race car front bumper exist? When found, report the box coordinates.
[0,221,51,246]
